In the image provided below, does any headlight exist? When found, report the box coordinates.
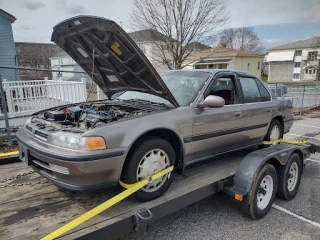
[48,132,106,150]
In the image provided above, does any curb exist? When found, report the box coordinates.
[305,113,320,118]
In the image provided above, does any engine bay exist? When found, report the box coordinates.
[31,101,154,132]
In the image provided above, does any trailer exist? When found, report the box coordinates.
[1,138,319,240]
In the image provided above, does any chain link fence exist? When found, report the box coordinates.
[268,83,320,114]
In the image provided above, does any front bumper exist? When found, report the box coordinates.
[16,128,128,191]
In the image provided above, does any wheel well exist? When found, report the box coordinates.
[124,129,184,172]
[272,116,284,136]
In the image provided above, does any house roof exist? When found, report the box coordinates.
[269,37,320,50]
[128,29,177,42]
[188,47,262,59]
[0,9,16,23]
[50,51,68,59]
[185,42,210,51]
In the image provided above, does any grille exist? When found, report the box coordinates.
[26,125,33,132]
[34,130,49,140]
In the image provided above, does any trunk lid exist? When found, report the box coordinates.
[51,16,179,107]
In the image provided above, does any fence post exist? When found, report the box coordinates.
[81,78,87,101]
[300,85,305,115]
[2,79,15,116]
[0,73,12,149]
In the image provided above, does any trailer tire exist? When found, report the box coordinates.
[277,153,302,200]
[121,136,175,202]
[240,164,277,220]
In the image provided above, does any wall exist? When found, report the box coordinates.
[268,61,294,82]
[0,14,18,81]
[234,56,263,78]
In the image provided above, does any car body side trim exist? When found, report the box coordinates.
[183,123,268,143]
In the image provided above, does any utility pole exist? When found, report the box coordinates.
[120,21,123,28]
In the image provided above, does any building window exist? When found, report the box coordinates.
[16,46,21,52]
[293,73,300,79]
[39,58,43,63]
[51,46,55,52]
[308,51,318,61]
[305,68,316,74]
[295,50,302,56]
[258,61,260,70]
[39,46,42,52]
[294,62,301,68]
[247,63,250,70]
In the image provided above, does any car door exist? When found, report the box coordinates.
[188,73,245,162]
[238,75,273,145]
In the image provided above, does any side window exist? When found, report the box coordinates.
[239,77,261,103]
[255,79,271,102]
[206,77,236,105]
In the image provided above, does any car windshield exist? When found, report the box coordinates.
[117,71,211,107]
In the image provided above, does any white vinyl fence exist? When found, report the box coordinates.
[1,78,87,117]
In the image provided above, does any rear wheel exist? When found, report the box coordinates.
[240,164,277,220]
[265,119,283,141]
[121,136,175,202]
[277,153,302,200]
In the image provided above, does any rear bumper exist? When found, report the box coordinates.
[16,128,128,191]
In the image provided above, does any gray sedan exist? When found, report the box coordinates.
[16,16,293,202]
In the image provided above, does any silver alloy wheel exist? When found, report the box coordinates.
[287,162,298,191]
[136,148,170,192]
[270,125,280,141]
[257,175,274,210]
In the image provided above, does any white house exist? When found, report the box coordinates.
[50,51,87,81]
[266,37,319,82]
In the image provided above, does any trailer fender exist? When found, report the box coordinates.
[229,144,303,204]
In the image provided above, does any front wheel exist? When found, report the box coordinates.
[120,136,175,202]
[240,164,278,220]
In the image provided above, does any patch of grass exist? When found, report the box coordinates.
[87,93,98,101]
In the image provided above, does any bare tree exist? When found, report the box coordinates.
[129,0,229,69]
[219,27,264,53]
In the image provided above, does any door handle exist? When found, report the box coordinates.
[235,111,242,117]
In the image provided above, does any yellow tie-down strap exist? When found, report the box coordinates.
[41,165,174,240]
[0,151,19,158]
[263,139,308,145]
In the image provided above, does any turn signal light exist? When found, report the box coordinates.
[86,137,106,150]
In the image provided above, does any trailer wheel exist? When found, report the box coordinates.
[240,164,277,220]
[121,136,175,202]
[277,153,302,200]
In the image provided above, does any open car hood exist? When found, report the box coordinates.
[51,16,179,107]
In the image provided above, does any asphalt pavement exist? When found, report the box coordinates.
[121,118,320,240]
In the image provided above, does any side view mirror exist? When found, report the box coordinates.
[199,95,225,108]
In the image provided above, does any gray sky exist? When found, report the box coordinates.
[1,0,320,48]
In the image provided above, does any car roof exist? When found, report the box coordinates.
[160,69,260,79]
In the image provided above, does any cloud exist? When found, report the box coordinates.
[21,25,32,30]
[22,0,46,10]
[55,0,87,15]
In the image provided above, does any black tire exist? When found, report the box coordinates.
[121,136,175,202]
[277,153,302,200]
[264,119,283,141]
[240,164,277,220]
